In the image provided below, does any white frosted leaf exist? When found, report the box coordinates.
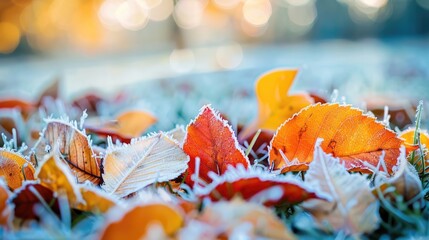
[303,139,380,236]
[102,133,189,198]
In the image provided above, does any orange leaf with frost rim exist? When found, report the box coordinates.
[183,105,250,187]
[196,165,323,206]
[269,103,404,174]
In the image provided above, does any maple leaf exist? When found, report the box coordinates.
[302,139,380,236]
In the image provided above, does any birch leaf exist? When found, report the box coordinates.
[102,133,189,198]
[303,139,380,236]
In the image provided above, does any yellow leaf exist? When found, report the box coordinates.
[239,69,313,140]
[75,185,117,213]
[0,149,35,190]
[36,151,82,205]
[100,203,183,240]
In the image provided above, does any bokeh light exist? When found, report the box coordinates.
[174,0,204,29]
[0,22,21,54]
[242,0,272,27]
[216,43,243,69]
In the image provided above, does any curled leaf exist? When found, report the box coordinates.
[74,185,117,213]
[303,140,379,236]
[197,165,320,206]
[100,203,183,240]
[0,149,35,190]
[239,69,313,140]
[102,133,189,198]
[269,103,403,174]
[32,120,101,184]
[86,110,157,142]
[36,151,83,205]
[183,105,249,187]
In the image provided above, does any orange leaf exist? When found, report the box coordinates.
[239,69,314,140]
[74,185,116,213]
[399,128,429,173]
[269,103,403,174]
[32,120,101,184]
[0,180,11,226]
[36,151,83,205]
[86,110,157,141]
[100,203,183,240]
[198,166,320,206]
[0,149,35,190]
[183,105,249,186]
[11,182,60,220]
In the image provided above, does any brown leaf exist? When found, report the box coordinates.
[0,149,35,190]
[32,120,101,184]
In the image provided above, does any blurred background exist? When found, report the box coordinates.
[0,0,428,130]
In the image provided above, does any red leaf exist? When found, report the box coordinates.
[183,105,250,187]
[11,182,60,220]
[197,166,321,206]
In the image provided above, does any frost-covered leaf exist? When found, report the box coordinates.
[102,133,189,198]
[99,203,183,240]
[183,105,249,187]
[74,184,117,213]
[239,69,313,140]
[0,149,35,190]
[269,103,403,174]
[193,198,296,240]
[0,179,11,226]
[36,151,83,205]
[31,120,102,184]
[303,139,380,236]
[166,125,186,146]
[197,165,321,206]
[11,182,60,220]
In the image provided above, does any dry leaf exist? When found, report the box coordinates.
[197,198,296,239]
[36,151,83,205]
[100,203,183,240]
[374,148,423,202]
[166,125,186,146]
[74,185,117,213]
[0,180,11,226]
[102,133,189,198]
[239,69,313,140]
[303,140,379,236]
[183,105,250,187]
[32,120,101,184]
[86,110,157,142]
[11,182,60,220]
[197,165,320,206]
[269,103,403,174]
[0,149,35,190]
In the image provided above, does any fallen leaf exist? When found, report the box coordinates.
[239,69,314,140]
[36,151,83,205]
[399,128,429,172]
[166,125,186,146]
[102,133,189,198]
[0,180,11,226]
[269,103,403,174]
[86,110,157,141]
[100,203,183,240]
[74,185,117,213]
[373,148,423,202]
[0,149,35,190]
[32,120,102,184]
[11,182,60,220]
[183,105,249,187]
[303,140,379,236]
[197,165,320,206]
[197,198,296,239]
